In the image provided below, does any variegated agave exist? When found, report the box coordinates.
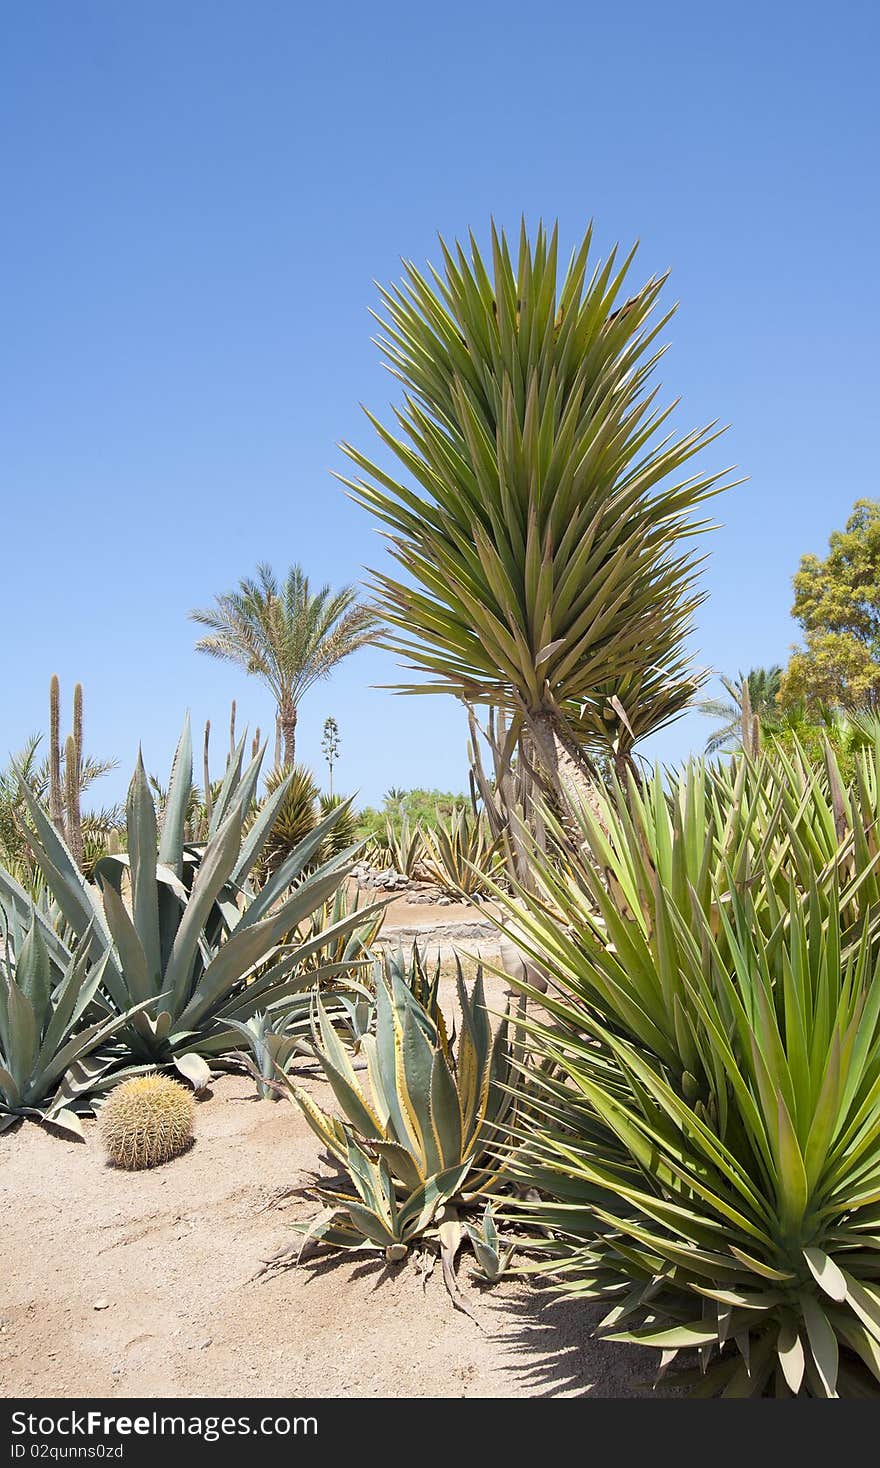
[2,717,375,1085]
[283,958,521,1260]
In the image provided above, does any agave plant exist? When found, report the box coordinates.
[3,718,372,1082]
[0,906,150,1135]
[329,988,375,1053]
[317,794,359,862]
[283,959,521,1259]
[383,943,445,1030]
[464,1202,514,1282]
[226,1008,311,1100]
[294,882,386,981]
[420,806,503,898]
[503,790,880,1396]
[378,818,425,878]
[254,764,319,881]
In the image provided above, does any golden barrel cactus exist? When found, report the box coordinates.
[101,1074,195,1169]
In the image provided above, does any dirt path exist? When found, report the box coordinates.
[0,1069,659,1399]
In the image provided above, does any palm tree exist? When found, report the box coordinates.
[697,665,783,754]
[341,221,733,817]
[190,563,378,767]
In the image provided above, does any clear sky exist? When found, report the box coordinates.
[2,1,878,809]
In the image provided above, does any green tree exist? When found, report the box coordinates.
[190,563,378,767]
[341,221,732,815]
[780,499,880,712]
[696,665,782,754]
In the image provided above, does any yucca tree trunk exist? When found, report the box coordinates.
[280,702,297,768]
[525,707,607,833]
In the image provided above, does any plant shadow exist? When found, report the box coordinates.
[489,1284,684,1399]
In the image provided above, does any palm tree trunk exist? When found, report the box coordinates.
[280,703,297,768]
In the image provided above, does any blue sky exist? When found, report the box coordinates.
[2,1,878,808]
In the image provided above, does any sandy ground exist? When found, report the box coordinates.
[0,921,667,1401]
[0,1072,663,1401]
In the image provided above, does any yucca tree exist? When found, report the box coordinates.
[341,220,735,813]
[190,563,378,766]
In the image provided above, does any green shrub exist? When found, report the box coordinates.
[356,788,471,849]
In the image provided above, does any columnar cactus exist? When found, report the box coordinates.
[47,676,85,868]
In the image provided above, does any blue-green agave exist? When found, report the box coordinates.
[2,718,377,1086]
[0,906,151,1135]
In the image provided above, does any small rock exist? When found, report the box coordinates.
[93,1298,110,1311]
[199,1337,213,1349]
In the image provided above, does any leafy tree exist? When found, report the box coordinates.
[780,499,880,711]
[770,700,863,780]
[356,788,470,844]
[342,221,732,816]
[696,665,782,754]
[190,563,378,766]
